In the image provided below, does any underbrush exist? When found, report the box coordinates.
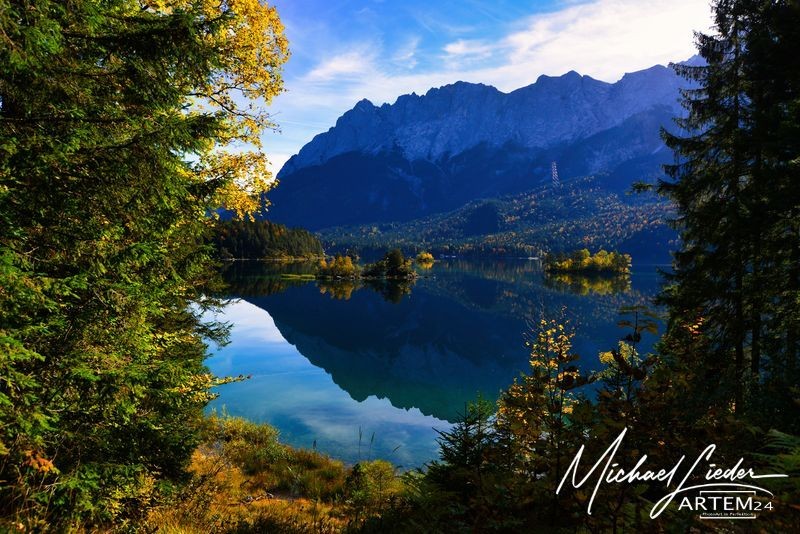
[146,416,408,533]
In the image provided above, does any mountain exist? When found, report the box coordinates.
[266,63,685,231]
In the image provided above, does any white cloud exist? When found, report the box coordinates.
[498,0,712,85]
[305,48,377,82]
[443,39,492,57]
[442,38,496,68]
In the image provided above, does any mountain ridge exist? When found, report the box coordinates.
[266,61,688,235]
[279,64,683,178]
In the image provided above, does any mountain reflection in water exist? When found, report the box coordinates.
[205,259,662,467]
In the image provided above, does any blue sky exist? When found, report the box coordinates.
[263,0,713,174]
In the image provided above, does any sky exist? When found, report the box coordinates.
[262,0,714,174]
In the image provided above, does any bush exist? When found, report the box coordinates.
[415,251,435,266]
[204,416,287,475]
[148,416,350,531]
[345,460,405,525]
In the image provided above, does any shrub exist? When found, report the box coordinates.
[205,416,287,475]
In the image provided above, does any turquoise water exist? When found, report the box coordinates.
[204,260,663,468]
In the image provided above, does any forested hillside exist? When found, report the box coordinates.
[212,220,324,260]
[320,175,676,262]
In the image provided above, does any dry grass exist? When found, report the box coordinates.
[145,416,404,533]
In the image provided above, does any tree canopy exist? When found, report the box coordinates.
[212,219,324,260]
[660,0,800,424]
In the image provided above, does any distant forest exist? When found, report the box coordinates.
[318,176,676,262]
[212,219,324,260]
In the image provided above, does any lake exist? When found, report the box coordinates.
[204,259,664,469]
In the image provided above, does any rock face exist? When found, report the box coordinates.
[268,63,686,230]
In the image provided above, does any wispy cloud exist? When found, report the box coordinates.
[405,8,476,37]
[392,36,421,70]
[442,38,496,68]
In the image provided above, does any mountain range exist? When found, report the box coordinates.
[264,60,692,256]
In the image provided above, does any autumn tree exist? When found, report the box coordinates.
[0,0,288,528]
[317,255,360,278]
[363,249,416,279]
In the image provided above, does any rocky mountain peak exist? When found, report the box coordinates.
[279,62,683,178]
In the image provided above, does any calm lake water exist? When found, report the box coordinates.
[204,259,664,468]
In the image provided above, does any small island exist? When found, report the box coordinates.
[317,248,419,280]
[316,254,360,279]
[415,251,435,268]
[544,248,631,275]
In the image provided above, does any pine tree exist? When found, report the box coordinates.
[738,0,800,430]
[660,0,799,427]
[0,0,288,527]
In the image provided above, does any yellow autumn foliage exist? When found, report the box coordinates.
[142,0,290,217]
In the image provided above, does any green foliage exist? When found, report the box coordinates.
[659,0,800,427]
[205,415,287,475]
[212,219,324,260]
[544,248,631,274]
[400,400,522,533]
[0,0,287,528]
[344,460,404,526]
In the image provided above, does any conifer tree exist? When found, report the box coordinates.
[0,0,288,527]
[660,0,800,421]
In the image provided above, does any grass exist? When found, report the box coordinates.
[278,273,317,281]
[146,416,407,533]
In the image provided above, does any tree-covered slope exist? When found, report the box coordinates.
[212,219,324,259]
[319,175,676,263]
